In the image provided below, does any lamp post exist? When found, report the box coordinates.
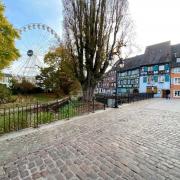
[114,58,124,108]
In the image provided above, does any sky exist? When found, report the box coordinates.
[3,0,63,35]
[2,0,180,56]
[129,0,180,54]
[3,0,63,75]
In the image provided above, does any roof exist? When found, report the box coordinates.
[142,41,171,66]
[117,41,172,72]
[171,44,180,67]
[121,54,144,71]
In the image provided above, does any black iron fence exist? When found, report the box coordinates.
[0,98,105,135]
[95,93,154,107]
[0,93,153,135]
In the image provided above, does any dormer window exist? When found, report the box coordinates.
[176,57,180,63]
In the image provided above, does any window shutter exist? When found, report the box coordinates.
[165,74,170,82]
[165,64,169,71]
[143,76,147,83]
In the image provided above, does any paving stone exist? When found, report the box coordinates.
[20,170,29,178]
[40,170,48,177]
[113,167,123,176]
[32,172,41,179]
[75,170,87,180]
[23,177,32,180]
[30,168,37,174]
[0,99,180,180]
[28,162,35,169]
[56,159,64,167]
[0,167,4,176]
[64,171,74,179]
[8,170,18,179]
[87,171,98,179]
[54,173,65,180]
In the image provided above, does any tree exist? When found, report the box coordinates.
[0,1,20,74]
[37,46,81,96]
[10,78,38,94]
[63,0,131,101]
[0,83,13,103]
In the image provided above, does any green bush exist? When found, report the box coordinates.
[0,84,14,104]
[10,78,43,95]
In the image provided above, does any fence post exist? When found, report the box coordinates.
[68,99,70,120]
[8,108,10,132]
[128,94,130,103]
[36,102,39,128]
[17,107,20,130]
[3,108,5,133]
[104,96,106,110]
[92,97,95,113]
[119,94,122,105]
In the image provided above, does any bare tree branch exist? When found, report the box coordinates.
[63,0,132,100]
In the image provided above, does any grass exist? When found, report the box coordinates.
[0,100,101,135]
[0,93,59,108]
[0,109,56,134]
[0,100,85,135]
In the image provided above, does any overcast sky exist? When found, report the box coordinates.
[3,0,180,56]
[129,0,180,54]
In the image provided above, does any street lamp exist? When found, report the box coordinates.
[114,58,124,108]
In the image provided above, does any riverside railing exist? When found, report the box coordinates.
[95,93,154,107]
[0,98,105,135]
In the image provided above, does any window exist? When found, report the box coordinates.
[153,75,158,82]
[153,65,159,71]
[173,68,180,73]
[148,66,153,71]
[123,80,127,84]
[121,72,127,76]
[174,78,180,85]
[174,91,180,97]
[176,58,180,63]
[135,79,139,84]
[159,65,165,71]
[159,75,165,82]
[131,70,135,75]
[147,76,153,84]
[121,88,127,93]
[144,66,148,72]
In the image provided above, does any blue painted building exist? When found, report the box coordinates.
[117,41,172,97]
[139,41,171,97]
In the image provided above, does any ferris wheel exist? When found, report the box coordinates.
[6,23,61,78]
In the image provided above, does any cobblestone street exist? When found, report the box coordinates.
[0,99,180,180]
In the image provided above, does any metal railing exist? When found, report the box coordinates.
[0,98,105,135]
[95,93,154,107]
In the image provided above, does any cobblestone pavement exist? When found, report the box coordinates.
[0,99,180,180]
